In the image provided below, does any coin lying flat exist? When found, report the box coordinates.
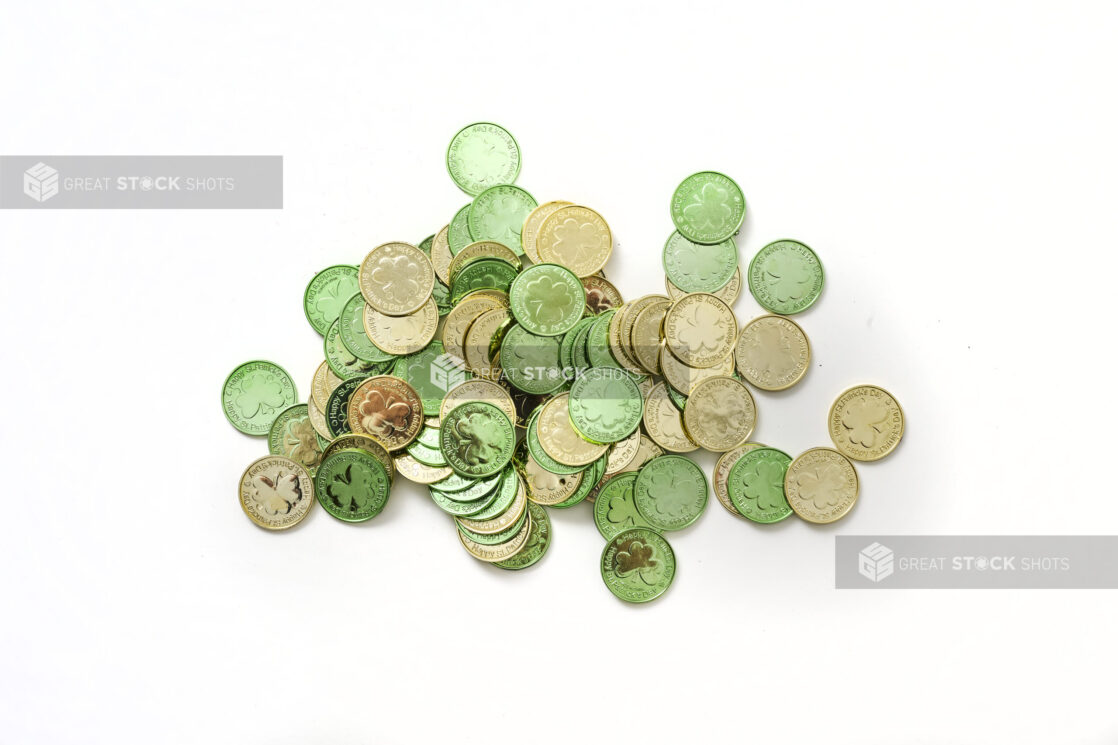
[440,401,515,478]
[682,376,756,452]
[659,343,734,396]
[735,314,810,391]
[324,433,395,484]
[666,268,741,305]
[663,293,737,369]
[468,185,537,255]
[325,376,368,438]
[510,262,586,336]
[359,242,435,316]
[239,455,316,530]
[520,447,583,506]
[662,231,738,293]
[446,122,521,197]
[536,393,609,466]
[393,340,455,416]
[338,292,395,365]
[568,367,643,444]
[521,200,572,264]
[593,473,651,539]
[268,404,325,475]
[363,297,439,356]
[449,258,518,303]
[304,264,360,336]
[440,379,517,424]
[314,448,392,523]
[222,360,298,436]
[747,239,824,315]
[325,318,384,380]
[601,528,676,603]
[670,171,745,245]
[536,205,612,277]
[347,375,423,451]
[500,325,566,395]
[827,385,904,462]
[642,381,698,453]
[727,447,794,524]
[633,455,708,531]
[784,447,859,524]
[713,443,767,519]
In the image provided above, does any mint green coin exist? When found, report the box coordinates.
[601,527,676,603]
[222,360,298,436]
[467,185,537,255]
[446,122,521,197]
[670,171,746,244]
[449,204,473,255]
[439,401,515,478]
[458,504,528,545]
[392,340,460,416]
[314,448,391,523]
[593,473,652,540]
[560,317,595,378]
[727,447,794,523]
[662,230,738,293]
[633,455,708,531]
[551,452,607,509]
[325,318,385,380]
[418,234,434,255]
[459,468,519,521]
[509,263,585,336]
[268,403,325,475]
[415,425,441,449]
[568,367,643,444]
[338,292,394,364]
[494,503,551,571]
[526,409,582,475]
[747,240,824,315]
[449,258,519,303]
[405,439,448,468]
[500,325,566,395]
[586,310,621,370]
[303,265,360,336]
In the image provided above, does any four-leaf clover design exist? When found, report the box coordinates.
[358,388,412,438]
[840,398,890,448]
[251,471,303,515]
[614,539,661,585]
[741,460,786,510]
[645,470,695,519]
[235,371,286,419]
[524,275,575,325]
[370,255,422,304]
[326,463,374,513]
[682,182,733,233]
[792,464,846,510]
[687,392,746,442]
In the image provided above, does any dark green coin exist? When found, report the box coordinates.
[601,528,676,603]
[593,473,652,540]
[727,447,794,523]
[670,171,746,244]
[392,340,458,416]
[338,292,394,364]
[509,263,586,336]
[268,403,325,475]
[449,204,473,255]
[303,264,360,336]
[500,324,566,395]
[568,367,643,444]
[449,258,519,303]
[325,376,369,438]
[439,401,516,478]
[494,503,551,570]
[633,455,709,531]
[222,360,298,436]
[467,184,537,255]
[418,234,435,255]
[747,240,824,315]
[662,230,738,293]
[325,318,386,380]
[314,448,391,523]
[586,310,621,370]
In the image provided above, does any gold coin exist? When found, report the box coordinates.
[582,274,623,315]
[659,343,735,396]
[307,395,332,441]
[238,455,315,531]
[440,379,517,423]
[359,241,435,316]
[642,381,698,453]
[536,392,608,466]
[347,375,423,451]
[520,450,583,505]
[393,452,452,483]
[666,268,742,305]
[682,376,756,452]
[440,293,507,366]
[785,447,860,524]
[521,200,572,264]
[663,292,737,369]
[431,224,454,286]
[448,241,522,284]
[629,298,671,375]
[363,297,438,355]
[311,360,343,412]
[588,434,663,502]
[463,307,510,380]
[458,510,532,562]
[604,428,641,475]
[536,205,612,277]
[735,314,811,391]
[827,385,904,462]
[713,443,767,519]
[608,303,646,376]
[456,471,528,534]
[322,432,396,484]
[425,416,441,428]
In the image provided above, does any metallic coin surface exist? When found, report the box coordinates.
[520,448,583,506]
[458,510,532,562]
[659,344,734,396]
[446,122,521,197]
[439,401,515,478]
[588,434,663,502]
[582,275,622,315]
[430,477,502,517]
[747,239,824,315]
[785,447,860,524]
[633,455,708,531]
[311,360,343,413]
[663,231,738,292]
[323,433,395,484]
[430,471,503,504]
[268,404,325,475]
[521,200,572,264]
[536,392,609,466]
[307,394,332,440]
[448,204,473,255]
[666,267,742,305]
[405,438,448,468]
[663,293,737,369]
[735,314,811,391]
[608,302,647,376]
[509,262,586,336]
[431,224,454,286]
[552,452,606,509]
[462,307,509,380]
[347,375,423,451]
[500,324,566,395]
[536,205,612,277]
[325,318,384,380]
[457,503,528,546]
[526,410,582,475]
[828,385,904,461]
[313,448,391,523]
[467,185,537,255]
[630,298,671,375]
[440,293,507,367]
[586,309,621,370]
[325,376,367,438]
[670,171,746,244]
[392,340,457,416]
[338,292,394,364]
[359,241,435,316]
[449,258,518,303]
[239,455,315,530]
[682,376,756,452]
[222,360,298,436]
[456,469,527,533]
[560,317,595,378]
[600,528,676,603]
[642,381,698,453]
[440,379,517,424]
[727,447,794,524]
[568,367,643,444]
[593,473,651,540]
[713,443,767,519]
[604,428,641,475]
[494,503,551,570]
[363,297,439,356]
[304,264,360,336]
[448,240,522,282]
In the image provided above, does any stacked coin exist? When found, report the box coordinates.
[221,121,904,599]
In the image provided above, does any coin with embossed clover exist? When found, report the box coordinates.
[633,455,708,531]
[828,385,904,462]
[450,258,519,304]
[509,263,586,336]
[641,381,698,453]
[735,314,811,391]
[521,200,572,264]
[663,230,738,293]
[682,376,756,452]
[325,318,386,380]
[359,241,435,316]
[537,204,612,277]
[494,503,551,570]
[500,324,566,395]
[536,392,609,467]
[391,340,458,416]
[446,122,521,197]
[666,268,741,306]
[222,360,298,436]
[712,443,766,519]
[363,297,439,356]
[347,375,423,451]
[784,447,859,524]
[448,240,522,283]
[314,448,391,523]
[463,307,510,380]
[239,455,316,530]
[323,433,395,484]
[593,473,650,540]
[448,204,473,255]
[588,434,663,503]
[727,447,794,524]
[518,445,583,505]
[326,376,369,438]
[568,366,643,444]
[338,292,395,365]
[670,171,746,244]
[601,527,676,604]
[581,275,622,315]
[439,401,515,478]
[440,292,507,367]
[525,409,581,475]
[440,378,517,424]
[747,239,824,315]
[303,264,360,336]
[629,298,671,375]
[663,293,737,369]
[467,185,537,255]
[268,404,325,474]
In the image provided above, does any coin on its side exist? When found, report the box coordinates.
[307,394,332,441]
[601,528,676,604]
[735,314,811,391]
[521,200,572,264]
[347,375,424,451]
[363,297,439,356]
[239,455,315,530]
[536,204,612,277]
[663,293,737,369]
[463,307,510,380]
[682,376,756,452]
[359,242,435,316]
[630,298,671,375]
[641,381,698,453]
[431,224,454,286]
[784,447,860,524]
[828,385,904,462]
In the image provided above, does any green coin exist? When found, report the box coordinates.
[568,367,643,444]
[467,184,537,255]
[268,403,325,475]
[431,278,453,316]
[457,494,529,545]
[430,471,503,502]
[449,258,519,303]
[314,448,391,523]
[446,122,521,197]
[418,234,435,255]
[662,231,738,293]
[670,171,746,244]
[222,360,298,436]
[601,527,676,603]
[593,473,652,540]
[429,472,505,516]
[430,471,482,493]
[325,376,369,438]
[560,317,595,378]
[727,447,794,523]
[392,340,459,416]
[338,292,394,364]
[571,318,594,374]
[303,264,360,335]
[405,439,448,467]
[325,318,385,380]
[500,325,566,395]
[459,467,519,521]
[747,240,824,315]
[633,455,708,531]
[439,401,515,478]
[509,263,586,336]
[526,409,582,475]
[495,503,551,570]
[448,204,473,255]
[415,425,441,449]
[586,310,621,370]
[552,452,607,509]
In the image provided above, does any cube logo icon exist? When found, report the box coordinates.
[24,162,60,202]
[858,542,894,582]
[431,352,469,393]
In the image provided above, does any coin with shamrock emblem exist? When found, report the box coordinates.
[682,376,756,452]
[449,257,519,303]
[446,122,521,197]
[784,447,860,524]
[670,171,746,244]
[314,448,391,523]
[359,242,435,316]
[747,239,824,315]
[239,455,316,530]
[600,527,676,603]
[727,447,794,524]
[521,200,572,264]
[509,262,586,336]
[593,473,651,540]
[662,230,738,293]
[536,205,613,277]
[268,404,325,475]
[735,314,811,391]
[467,185,537,255]
[439,401,515,478]
[303,264,360,336]
[827,385,904,462]
[568,366,643,444]
[500,324,566,395]
[633,455,708,531]
[222,360,298,436]
[346,375,423,451]
[663,292,737,369]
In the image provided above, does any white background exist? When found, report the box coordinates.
[2,2,1116,743]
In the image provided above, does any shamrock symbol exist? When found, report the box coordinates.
[606,491,642,528]
[451,411,502,466]
[585,287,614,314]
[687,392,746,442]
[686,241,730,283]
[682,182,733,233]
[478,196,525,245]
[375,312,424,343]
[465,269,506,292]
[326,464,373,512]
[283,417,322,469]
[527,461,572,493]
[235,371,286,419]
[840,397,890,448]
[251,471,303,515]
[551,217,605,264]
[747,324,793,372]
[313,276,350,322]
[370,254,421,304]
[676,303,726,356]
[741,460,786,510]
[614,538,660,585]
[761,255,812,303]
[357,388,413,438]
[792,463,846,510]
[646,469,700,519]
[524,275,574,325]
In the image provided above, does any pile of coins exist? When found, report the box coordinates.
[222,122,905,602]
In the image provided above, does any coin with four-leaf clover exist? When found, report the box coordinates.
[827,385,904,461]
[510,262,586,336]
[446,122,521,197]
[303,264,360,336]
[359,242,435,316]
[633,455,708,531]
[670,171,746,244]
[726,447,794,524]
[222,360,298,436]
[467,185,537,255]
[568,366,643,444]
[600,527,676,603]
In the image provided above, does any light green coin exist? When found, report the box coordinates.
[509,263,585,336]
[747,240,824,315]
[446,122,521,197]
[467,184,537,255]
[593,473,652,540]
[222,360,298,436]
[325,318,386,380]
[392,340,461,416]
[449,204,473,255]
[727,447,794,523]
[268,403,325,475]
[303,264,360,336]
[586,310,621,370]
[662,230,738,293]
[670,171,746,244]
[338,292,394,364]
[500,325,566,395]
[633,455,708,531]
[568,367,643,444]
